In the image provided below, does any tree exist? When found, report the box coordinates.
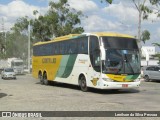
[129,0,160,46]
[33,0,84,41]
[12,0,84,42]
[11,16,29,34]
[141,30,150,43]
[0,31,28,60]
[132,0,153,42]
[2,0,84,63]
[0,33,5,53]
[4,31,28,59]
[152,43,160,47]
[102,0,160,43]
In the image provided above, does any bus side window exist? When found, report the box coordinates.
[54,43,57,54]
[47,43,52,55]
[78,37,88,54]
[70,39,78,54]
[67,41,72,54]
[89,36,100,72]
[64,41,68,54]
[59,42,62,54]
[57,42,60,55]
[52,43,55,55]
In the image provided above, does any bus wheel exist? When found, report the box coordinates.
[43,73,49,85]
[39,73,44,84]
[79,75,88,92]
[144,75,150,82]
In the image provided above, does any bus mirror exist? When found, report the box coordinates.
[100,46,106,61]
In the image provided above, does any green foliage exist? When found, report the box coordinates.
[140,5,153,19]
[0,31,28,59]
[9,16,30,59]
[105,0,112,4]
[6,32,28,59]
[152,43,160,47]
[101,0,160,44]
[47,0,84,38]
[101,0,112,4]
[132,0,159,20]
[150,0,160,5]
[1,0,84,60]
[0,32,6,58]
[11,16,29,34]
[12,0,84,42]
[32,15,52,42]
[141,30,150,43]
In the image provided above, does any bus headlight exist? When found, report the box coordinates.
[102,78,113,82]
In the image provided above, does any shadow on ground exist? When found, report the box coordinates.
[35,81,140,94]
[0,93,7,98]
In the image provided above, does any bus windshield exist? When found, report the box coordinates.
[14,62,23,66]
[101,37,140,74]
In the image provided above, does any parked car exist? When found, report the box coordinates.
[1,68,16,80]
[142,66,160,82]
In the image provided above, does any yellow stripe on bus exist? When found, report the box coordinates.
[32,55,62,80]
[106,74,126,82]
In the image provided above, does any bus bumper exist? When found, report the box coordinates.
[99,81,141,89]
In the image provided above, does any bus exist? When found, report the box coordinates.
[32,32,141,92]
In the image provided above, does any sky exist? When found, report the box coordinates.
[0,0,160,51]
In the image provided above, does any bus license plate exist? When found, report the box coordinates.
[122,84,128,88]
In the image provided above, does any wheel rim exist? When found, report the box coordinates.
[81,79,86,88]
[39,74,43,84]
[80,76,87,92]
[145,76,149,81]
[43,73,49,85]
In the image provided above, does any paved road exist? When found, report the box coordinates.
[0,75,160,120]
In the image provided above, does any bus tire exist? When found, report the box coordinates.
[38,72,44,85]
[79,75,88,92]
[43,72,49,85]
[144,75,150,82]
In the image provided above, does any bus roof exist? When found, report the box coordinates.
[33,32,135,46]
[34,34,81,46]
[86,32,134,38]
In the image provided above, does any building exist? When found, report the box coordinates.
[141,46,159,66]
[141,46,155,57]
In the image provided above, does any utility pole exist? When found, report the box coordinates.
[1,18,6,55]
[28,20,31,73]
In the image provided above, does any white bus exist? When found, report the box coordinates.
[32,32,141,91]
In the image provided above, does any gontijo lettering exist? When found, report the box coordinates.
[42,58,56,63]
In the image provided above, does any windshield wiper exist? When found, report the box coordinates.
[124,54,135,74]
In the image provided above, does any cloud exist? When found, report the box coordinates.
[0,0,159,41]
[67,1,138,35]
[83,15,120,32]
[157,28,160,38]
[103,2,138,24]
[1,1,46,18]
[68,0,99,12]
[147,12,160,23]
[0,0,47,31]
